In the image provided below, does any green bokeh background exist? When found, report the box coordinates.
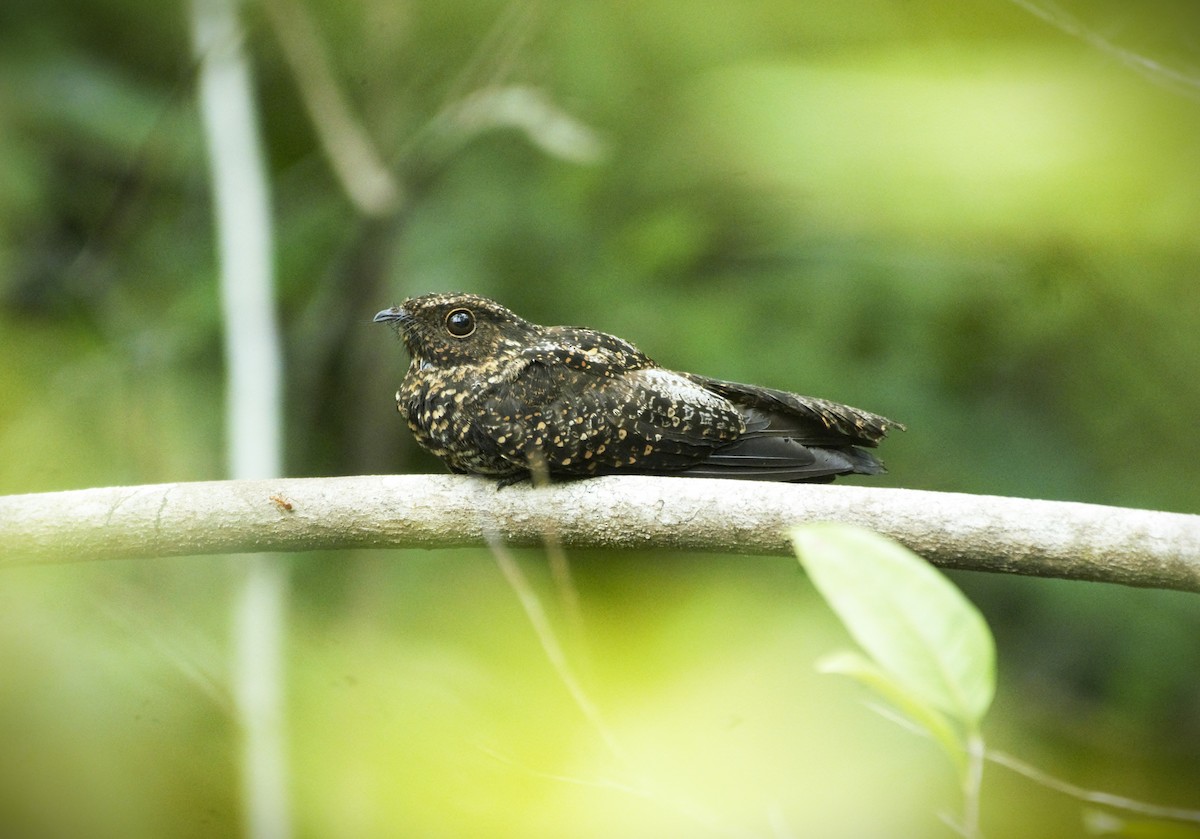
[2,1,1198,836]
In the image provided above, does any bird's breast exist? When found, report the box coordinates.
[399,361,500,435]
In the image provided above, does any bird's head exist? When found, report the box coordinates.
[374,293,538,367]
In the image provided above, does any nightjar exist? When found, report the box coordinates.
[375,293,902,484]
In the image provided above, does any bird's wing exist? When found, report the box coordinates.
[683,374,902,447]
[473,347,744,476]
[672,435,886,480]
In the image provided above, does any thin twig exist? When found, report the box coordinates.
[441,0,542,108]
[482,529,629,768]
[482,523,767,839]
[865,701,1200,826]
[987,749,1200,825]
[1004,0,1200,100]
[526,456,588,661]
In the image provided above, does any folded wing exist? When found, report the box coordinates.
[473,346,901,482]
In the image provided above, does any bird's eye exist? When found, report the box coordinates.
[444,308,476,338]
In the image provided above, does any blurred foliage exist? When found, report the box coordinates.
[2,0,1200,836]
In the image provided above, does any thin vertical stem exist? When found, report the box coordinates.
[961,731,986,839]
[190,1,290,837]
[484,531,629,769]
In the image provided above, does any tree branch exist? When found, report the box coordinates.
[2,476,1197,592]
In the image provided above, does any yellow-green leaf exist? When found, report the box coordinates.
[792,523,995,728]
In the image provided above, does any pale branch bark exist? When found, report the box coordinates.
[2,476,1198,592]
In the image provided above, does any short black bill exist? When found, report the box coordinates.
[374,307,407,323]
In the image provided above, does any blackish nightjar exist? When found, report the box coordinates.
[374,293,902,484]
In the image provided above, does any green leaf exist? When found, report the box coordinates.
[817,649,968,777]
[792,523,996,728]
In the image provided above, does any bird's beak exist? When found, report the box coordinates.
[374,306,407,324]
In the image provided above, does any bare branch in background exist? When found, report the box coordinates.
[190,0,290,836]
[433,85,607,163]
[262,0,401,215]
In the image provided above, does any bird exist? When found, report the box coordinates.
[374,293,902,485]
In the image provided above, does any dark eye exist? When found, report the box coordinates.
[444,308,476,338]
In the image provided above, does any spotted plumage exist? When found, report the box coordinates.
[374,293,902,484]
